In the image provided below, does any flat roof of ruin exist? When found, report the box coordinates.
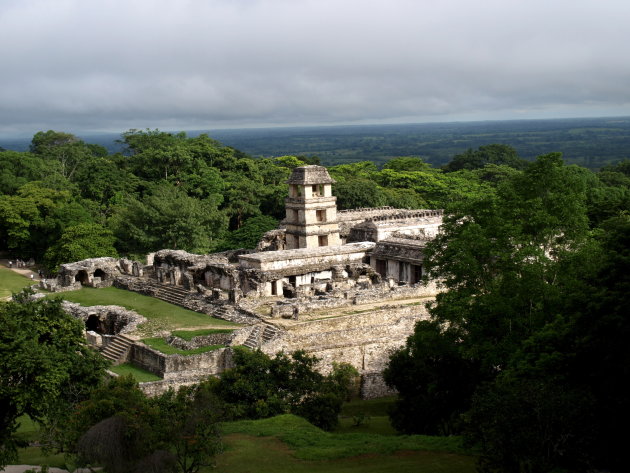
[238,241,375,263]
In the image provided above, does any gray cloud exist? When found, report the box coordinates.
[1,0,629,135]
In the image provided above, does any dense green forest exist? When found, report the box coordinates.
[209,117,630,169]
[1,129,630,471]
[3,117,630,170]
[1,128,628,273]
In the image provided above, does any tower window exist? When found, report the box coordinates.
[316,209,326,222]
[318,235,328,246]
[312,185,319,196]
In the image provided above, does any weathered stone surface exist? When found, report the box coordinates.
[44,165,446,398]
[166,331,234,350]
[61,301,146,335]
[131,343,233,380]
[286,165,336,185]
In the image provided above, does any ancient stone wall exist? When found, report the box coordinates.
[61,301,146,335]
[138,378,204,397]
[166,331,234,350]
[113,276,260,325]
[259,302,432,398]
[268,281,439,318]
[131,344,234,380]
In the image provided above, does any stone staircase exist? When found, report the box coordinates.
[147,282,191,306]
[262,324,279,343]
[242,324,280,350]
[213,305,235,320]
[102,334,135,365]
[242,326,261,349]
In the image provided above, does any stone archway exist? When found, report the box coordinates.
[75,270,89,285]
[94,268,107,281]
[86,314,101,332]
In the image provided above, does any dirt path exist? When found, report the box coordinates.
[0,259,41,280]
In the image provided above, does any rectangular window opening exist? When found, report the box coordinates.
[376,259,387,277]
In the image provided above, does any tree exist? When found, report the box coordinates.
[383,156,432,172]
[0,183,89,261]
[333,179,387,210]
[110,182,227,256]
[154,381,223,473]
[0,150,49,195]
[383,321,480,434]
[385,154,592,433]
[218,215,278,250]
[467,217,630,472]
[385,154,629,471]
[44,222,118,271]
[0,293,107,468]
[469,378,596,473]
[67,377,224,473]
[30,130,92,180]
[214,349,353,430]
[443,144,526,172]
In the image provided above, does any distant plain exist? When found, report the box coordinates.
[3,116,628,170]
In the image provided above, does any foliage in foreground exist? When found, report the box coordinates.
[384,154,630,472]
[215,348,359,431]
[0,292,108,468]
[223,414,469,461]
[65,376,223,473]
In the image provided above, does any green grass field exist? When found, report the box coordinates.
[172,328,235,340]
[216,415,475,473]
[142,337,225,355]
[15,412,475,473]
[109,363,162,382]
[15,416,68,469]
[0,266,34,299]
[48,286,240,333]
[336,396,398,435]
[222,415,469,460]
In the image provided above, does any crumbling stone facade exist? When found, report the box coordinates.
[285,165,341,249]
[48,165,445,397]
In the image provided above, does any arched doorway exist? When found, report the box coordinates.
[86,314,100,332]
[94,268,106,281]
[75,270,89,285]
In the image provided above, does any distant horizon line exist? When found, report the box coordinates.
[2,114,630,141]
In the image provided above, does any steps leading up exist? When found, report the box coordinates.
[149,282,190,306]
[243,326,261,349]
[262,325,279,343]
[102,334,134,365]
[242,324,279,350]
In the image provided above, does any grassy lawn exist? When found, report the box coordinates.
[15,416,68,469]
[109,362,162,382]
[172,328,235,340]
[340,396,396,417]
[222,415,469,460]
[0,266,34,299]
[48,286,240,333]
[14,413,475,473]
[335,396,398,435]
[142,337,225,355]
[335,414,397,435]
[215,415,475,473]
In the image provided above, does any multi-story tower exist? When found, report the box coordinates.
[285,165,341,249]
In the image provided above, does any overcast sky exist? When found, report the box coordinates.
[1,0,629,136]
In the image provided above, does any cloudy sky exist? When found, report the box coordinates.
[1,0,629,136]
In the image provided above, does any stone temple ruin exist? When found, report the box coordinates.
[44,165,444,397]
